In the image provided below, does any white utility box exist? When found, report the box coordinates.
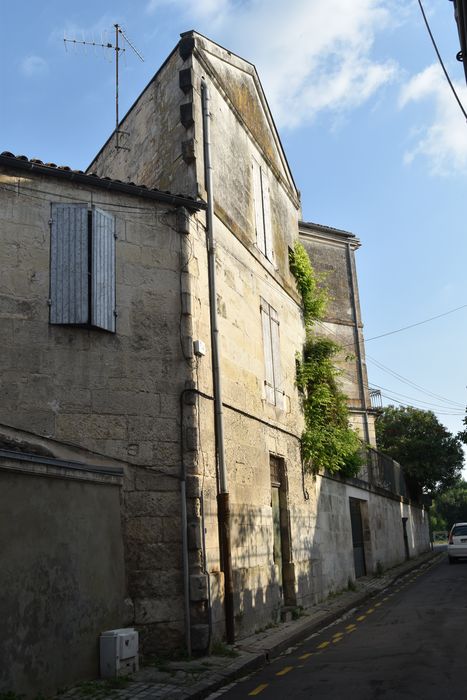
[100,628,139,678]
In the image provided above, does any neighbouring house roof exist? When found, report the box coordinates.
[299,220,361,250]
[0,151,206,211]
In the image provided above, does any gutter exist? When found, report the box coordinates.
[201,78,235,645]
[346,243,371,446]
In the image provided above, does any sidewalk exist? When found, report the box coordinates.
[57,548,443,700]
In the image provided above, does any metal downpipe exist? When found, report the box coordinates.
[201,78,235,645]
[346,243,371,446]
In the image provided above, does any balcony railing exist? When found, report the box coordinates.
[358,445,410,499]
[369,388,382,410]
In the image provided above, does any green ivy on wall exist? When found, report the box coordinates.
[290,241,362,477]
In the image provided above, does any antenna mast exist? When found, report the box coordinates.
[64,24,144,150]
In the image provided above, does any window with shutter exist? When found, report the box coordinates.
[252,159,274,263]
[50,203,116,333]
[261,299,284,408]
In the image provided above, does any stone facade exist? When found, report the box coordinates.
[0,30,431,694]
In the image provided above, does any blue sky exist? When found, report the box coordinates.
[2,1,467,459]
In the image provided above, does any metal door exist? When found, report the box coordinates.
[349,498,366,578]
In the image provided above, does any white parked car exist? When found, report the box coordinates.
[447,522,467,564]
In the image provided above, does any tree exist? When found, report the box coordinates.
[430,481,467,530]
[375,405,464,496]
[457,409,467,444]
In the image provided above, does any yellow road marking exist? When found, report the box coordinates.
[347,627,357,633]
[299,652,313,660]
[317,641,330,649]
[333,632,344,639]
[374,602,382,607]
[366,608,375,614]
[346,624,356,630]
[276,666,294,676]
[333,637,343,643]
[249,683,268,696]
[356,615,366,621]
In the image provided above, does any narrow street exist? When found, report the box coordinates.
[212,554,467,700]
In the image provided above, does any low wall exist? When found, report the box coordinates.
[0,451,126,698]
[294,473,431,609]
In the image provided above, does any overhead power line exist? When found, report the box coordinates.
[315,318,465,410]
[365,353,465,408]
[338,364,464,413]
[365,303,467,342]
[369,382,464,412]
[377,392,464,416]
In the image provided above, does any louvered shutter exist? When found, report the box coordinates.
[252,160,265,253]
[92,208,116,332]
[261,301,275,404]
[50,203,89,325]
[262,174,274,262]
[270,307,284,410]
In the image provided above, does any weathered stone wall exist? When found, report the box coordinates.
[0,169,194,652]
[0,455,124,699]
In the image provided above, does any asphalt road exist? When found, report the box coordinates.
[213,553,467,700]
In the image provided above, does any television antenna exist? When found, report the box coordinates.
[64,24,144,150]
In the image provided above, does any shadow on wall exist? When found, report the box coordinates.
[209,468,430,641]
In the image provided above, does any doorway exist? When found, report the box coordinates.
[270,455,295,606]
[349,497,367,578]
[402,517,410,560]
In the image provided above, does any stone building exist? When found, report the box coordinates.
[0,30,430,698]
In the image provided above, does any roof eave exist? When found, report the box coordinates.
[0,154,206,211]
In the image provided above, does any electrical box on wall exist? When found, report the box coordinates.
[100,628,139,678]
[193,339,206,356]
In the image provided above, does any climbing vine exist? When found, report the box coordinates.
[290,241,362,477]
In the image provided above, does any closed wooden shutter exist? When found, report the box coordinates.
[92,208,116,332]
[270,306,284,409]
[252,160,265,254]
[262,174,274,262]
[261,301,275,404]
[50,203,89,325]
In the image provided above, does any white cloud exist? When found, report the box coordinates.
[20,55,48,78]
[399,64,467,175]
[146,0,399,128]
[146,0,230,21]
